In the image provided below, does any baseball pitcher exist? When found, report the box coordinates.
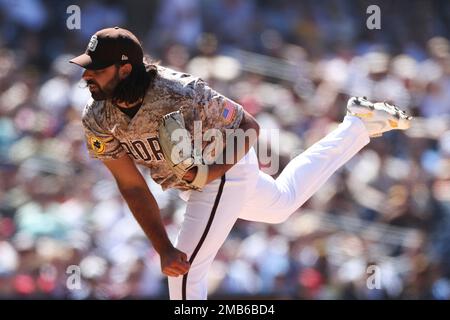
[71,27,412,300]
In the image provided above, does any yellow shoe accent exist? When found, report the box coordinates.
[388,119,398,128]
[355,112,373,119]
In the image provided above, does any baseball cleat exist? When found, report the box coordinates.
[346,96,412,137]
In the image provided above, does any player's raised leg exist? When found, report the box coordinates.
[239,97,412,223]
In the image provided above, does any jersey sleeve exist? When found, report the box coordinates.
[183,78,244,132]
[81,100,126,161]
[177,78,245,165]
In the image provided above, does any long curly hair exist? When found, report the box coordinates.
[112,55,158,104]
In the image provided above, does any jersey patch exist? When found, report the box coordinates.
[222,100,237,126]
[89,135,112,154]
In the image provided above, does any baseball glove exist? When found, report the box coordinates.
[158,110,208,190]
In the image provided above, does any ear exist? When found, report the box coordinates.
[119,63,132,80]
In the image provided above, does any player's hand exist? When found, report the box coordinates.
[160,246,190,277]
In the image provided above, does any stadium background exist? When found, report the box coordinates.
[0,0,449,299]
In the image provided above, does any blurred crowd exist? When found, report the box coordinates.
[1,0,450,299]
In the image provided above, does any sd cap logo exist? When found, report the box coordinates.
[88,35,98,52]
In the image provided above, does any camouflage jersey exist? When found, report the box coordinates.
[81,66,244,190]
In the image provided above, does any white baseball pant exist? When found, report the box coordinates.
[168,115,370,299]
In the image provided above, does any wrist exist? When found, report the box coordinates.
[154,239,175,255]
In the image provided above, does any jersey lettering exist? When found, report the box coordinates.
[120,136,165,162]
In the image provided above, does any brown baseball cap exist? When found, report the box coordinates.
[70,27,143,70]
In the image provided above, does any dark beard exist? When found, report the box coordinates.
[86,72,120,101]
[90,89,107,101]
